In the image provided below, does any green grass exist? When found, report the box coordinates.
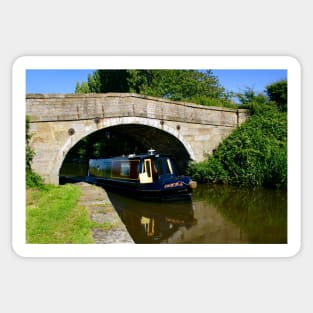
[26,184,95,243]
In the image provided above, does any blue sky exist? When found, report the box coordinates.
[26,69,287,95]
[212,69,287,95]
[26,70,95,94]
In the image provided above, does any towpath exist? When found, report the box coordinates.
[75,182,134,244]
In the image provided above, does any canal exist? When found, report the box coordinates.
[105,184,287,244]
[60,163,287,244]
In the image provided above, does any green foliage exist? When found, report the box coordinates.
[75,69,234,107]
[189,95,237,109]
[26,169,45,189]
[87,72,101,92]
[26,116,44,189]
[97,70,129,92]
[266,79,287,112]
[236,87,268,106]
[188,105,287,189]
[26,145,34,171]
[75,81,90,93]
[26,116,32,170]
[236,80,287,113]
[188,158,228,184]
[128,70,226,101]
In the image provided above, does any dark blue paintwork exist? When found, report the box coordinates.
[86,150,195,201]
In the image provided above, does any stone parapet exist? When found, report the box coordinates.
[26,93,248,127]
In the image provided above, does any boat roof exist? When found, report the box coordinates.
[128,152,173,160]
[91,150,173,161]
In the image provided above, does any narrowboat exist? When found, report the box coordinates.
[86,149,197,200]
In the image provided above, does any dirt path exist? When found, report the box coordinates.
[75,182,134,244]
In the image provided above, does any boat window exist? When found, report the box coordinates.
[89,159,112,178]
[120,162,130,177]
[151,159,158,181]
[103,161,112,178]
[144,159,152,178]
[129,160,140,179]
[112,161,121,178]
[156,158,163,175]
[165,158,173,175]
[112,160,139,179]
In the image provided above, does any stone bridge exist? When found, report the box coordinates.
[26,93,249,184]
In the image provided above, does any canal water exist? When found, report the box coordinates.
[106,184,287,244]
[60,163,287,244]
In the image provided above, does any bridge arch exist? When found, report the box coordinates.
[55,117,196,184]
[27,93,248,184]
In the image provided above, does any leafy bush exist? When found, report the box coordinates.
[188,104,287,189]
[26,169,44,189]
[188,157,228,184]
[26,116,44,189]
[266,80,287,112]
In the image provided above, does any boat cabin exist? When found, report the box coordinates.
[89,149,178,184]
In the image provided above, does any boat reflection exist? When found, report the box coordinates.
[106,190,197,243]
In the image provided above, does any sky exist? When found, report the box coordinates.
[26,69,287,96]
[26,70,95,94]
[212,69,287,95]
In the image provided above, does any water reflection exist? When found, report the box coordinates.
[193,185,287,244]
[107,184,287,244]
[107,191,196,243]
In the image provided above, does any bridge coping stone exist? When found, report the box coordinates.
[26,93,248,125]
[26,92,247,111]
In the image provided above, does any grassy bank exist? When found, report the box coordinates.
[26,184,95,243]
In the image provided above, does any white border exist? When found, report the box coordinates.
[12,56,301,258]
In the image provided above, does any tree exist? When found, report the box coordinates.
[236,87,268,106]
[75,69,233,107]
[75,70,129,93]
[75,81,90,94]
[266,80,287,112]
[87,72,101,92]
[97,70,129,93]
[128,70,227,101]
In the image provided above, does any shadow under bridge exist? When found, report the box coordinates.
[106,124,192,174]
[60,123,192,183]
